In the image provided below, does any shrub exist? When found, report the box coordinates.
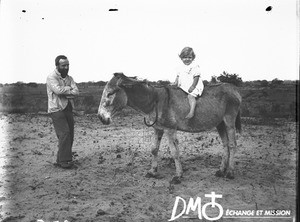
[217,71,243,86]
[271,78,284,86]
[27,82,38,88]
[210,76,218,84]
[260,80,269,87]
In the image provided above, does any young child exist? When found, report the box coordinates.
[174,47,204,119]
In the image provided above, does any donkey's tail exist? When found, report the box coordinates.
[235,110,242,134]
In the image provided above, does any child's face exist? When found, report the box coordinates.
[181,56,194,65]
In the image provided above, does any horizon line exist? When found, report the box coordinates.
[0,79,298,85]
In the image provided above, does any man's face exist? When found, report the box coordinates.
[57,59,69,78]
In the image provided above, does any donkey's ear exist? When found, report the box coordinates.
[114,72,126,78]
[116,77,135,88]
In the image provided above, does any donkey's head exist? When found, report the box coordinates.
[98,72,157,124]
[97,73,129,124]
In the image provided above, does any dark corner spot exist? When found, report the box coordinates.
[265,6,272,12]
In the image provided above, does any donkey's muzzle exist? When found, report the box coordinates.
[97,114,111,125]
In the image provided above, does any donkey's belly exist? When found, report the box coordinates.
[177,116,223,132]
[157,110,224,133]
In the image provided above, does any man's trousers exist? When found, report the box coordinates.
[50,102,74,163]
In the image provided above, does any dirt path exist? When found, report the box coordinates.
[0,113,297,222]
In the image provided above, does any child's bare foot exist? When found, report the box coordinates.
[185,113,194,119]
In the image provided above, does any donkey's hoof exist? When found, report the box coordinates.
[215,170,225,177]
[145,172,163,179]
[225,172,235,179]
[170,176,181,184]
[145,172,156,178]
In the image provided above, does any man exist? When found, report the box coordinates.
[46,55,79,169]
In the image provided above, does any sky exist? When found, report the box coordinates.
[0,0,298,83]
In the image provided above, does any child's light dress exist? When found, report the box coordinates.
[176,62,204,97]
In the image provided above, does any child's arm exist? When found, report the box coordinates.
[174,75,179,86]
[188,76,199,93]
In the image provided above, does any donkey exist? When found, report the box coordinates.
[98,73,242,184]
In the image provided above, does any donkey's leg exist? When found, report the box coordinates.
[224,115,238,179]
[166,129,183,184]
[215,121,229,177]
[146,128,164,178]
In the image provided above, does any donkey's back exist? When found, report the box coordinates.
[158,83,241,133]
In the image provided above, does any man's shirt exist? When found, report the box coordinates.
[46,69,79,113]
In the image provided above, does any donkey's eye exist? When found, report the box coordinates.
[107,91,115,97]
[105,100,111,106]
[107,88,119,97]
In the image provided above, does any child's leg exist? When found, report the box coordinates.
[186,94,196,119]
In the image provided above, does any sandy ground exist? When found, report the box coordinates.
[0,112,297,222]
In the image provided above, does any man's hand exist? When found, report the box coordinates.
[65,86,72,91]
